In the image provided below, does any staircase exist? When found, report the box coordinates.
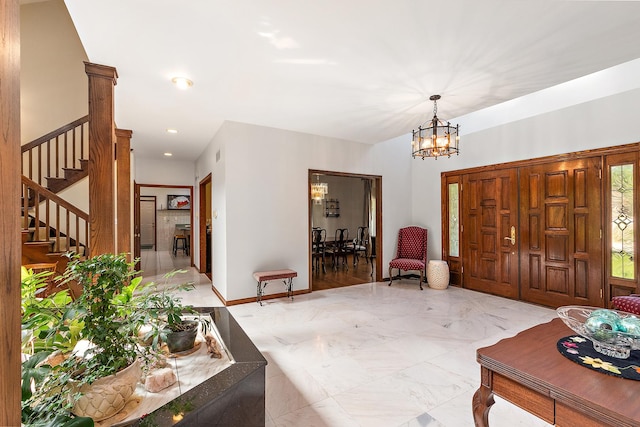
[21,62,133,299]
[22,115,90,193]
[21,117,90,283]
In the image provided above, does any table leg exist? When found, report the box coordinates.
[472,384,494,427]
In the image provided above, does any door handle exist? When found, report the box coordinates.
[504,226,516,246]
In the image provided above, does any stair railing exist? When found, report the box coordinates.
[22,175,90,256]
[21,115,89,189]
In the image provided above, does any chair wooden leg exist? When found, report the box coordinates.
[419,271,424,290]
[388,266,393,285]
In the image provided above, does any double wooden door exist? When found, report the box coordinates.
[462,157,603,307]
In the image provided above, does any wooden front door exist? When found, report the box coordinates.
[519,157,603,307]
[462,168,519,299]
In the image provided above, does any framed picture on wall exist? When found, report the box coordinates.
[167,195,191,210]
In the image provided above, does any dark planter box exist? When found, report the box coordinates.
[125,307,266,427]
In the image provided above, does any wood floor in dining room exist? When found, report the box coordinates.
[312,254,375,290]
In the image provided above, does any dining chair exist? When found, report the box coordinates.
[327,228,349,270]
[311,228,327,273]
[349,226,369,266]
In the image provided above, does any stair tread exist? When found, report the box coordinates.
[24,241,54,247]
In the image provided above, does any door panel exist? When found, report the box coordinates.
[140,199,156,248]
[462,168,519,299]
[520,158,602,307]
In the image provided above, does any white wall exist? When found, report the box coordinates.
[134,157,195,186]
[139,187,190,211]
[411,87,640,261]
[195,121,411,302]
[371,135,413,271]
[311,175,367,236]
[195,127,227,296]
[21,0,88,144]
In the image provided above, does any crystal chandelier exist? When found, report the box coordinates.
[411,95,460,159]
[311,175,328,204]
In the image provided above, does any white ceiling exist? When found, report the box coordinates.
[63,0,640,160]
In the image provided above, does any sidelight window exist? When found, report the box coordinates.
[448,183,460,257]
[611,163,635,279]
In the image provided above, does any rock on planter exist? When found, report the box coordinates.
[71,358,142,421]
[165,320,199,353]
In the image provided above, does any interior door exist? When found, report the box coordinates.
[520,157,603,307]
[199,174,212,277]
[462,168,519,299]
[140,198,156,249]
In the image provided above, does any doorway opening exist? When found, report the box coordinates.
[309,170,382,291]
[199,174,212,280]
[134,182,194,277]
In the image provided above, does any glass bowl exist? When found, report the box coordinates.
[556,305,640,359]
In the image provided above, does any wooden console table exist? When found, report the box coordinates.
[473,318,640,427]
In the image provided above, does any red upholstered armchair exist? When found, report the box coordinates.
[388,226,428,290]
[612,294,640,315]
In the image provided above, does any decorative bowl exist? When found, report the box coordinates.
[556,305,640,359]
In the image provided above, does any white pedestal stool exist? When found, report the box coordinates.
[427,260,450,290]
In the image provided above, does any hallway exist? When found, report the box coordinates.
[139,249,191,278]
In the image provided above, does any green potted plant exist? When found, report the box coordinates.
[135,271,209,354]
[57,253,149,421]
[21,253,200,424]
[21,265,93,427]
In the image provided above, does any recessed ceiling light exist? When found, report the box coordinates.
[164,152,173,157]
[166,128,178,134]
[171,77,193,89]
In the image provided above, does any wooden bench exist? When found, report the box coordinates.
[252,269,297,306]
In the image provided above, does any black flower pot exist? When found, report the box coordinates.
[165,320,198,353]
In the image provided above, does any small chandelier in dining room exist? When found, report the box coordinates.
[411,95,460,159]
[310,175,329,204]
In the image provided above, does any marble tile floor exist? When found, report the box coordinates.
[138,249,192,278]
[141,258,557,427]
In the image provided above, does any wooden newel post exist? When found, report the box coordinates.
[0,0,22,424]
[85,62,118,256]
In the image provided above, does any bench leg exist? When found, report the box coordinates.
[283,277,294,301]
[256,281,265,306]
[256,275,296,306]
